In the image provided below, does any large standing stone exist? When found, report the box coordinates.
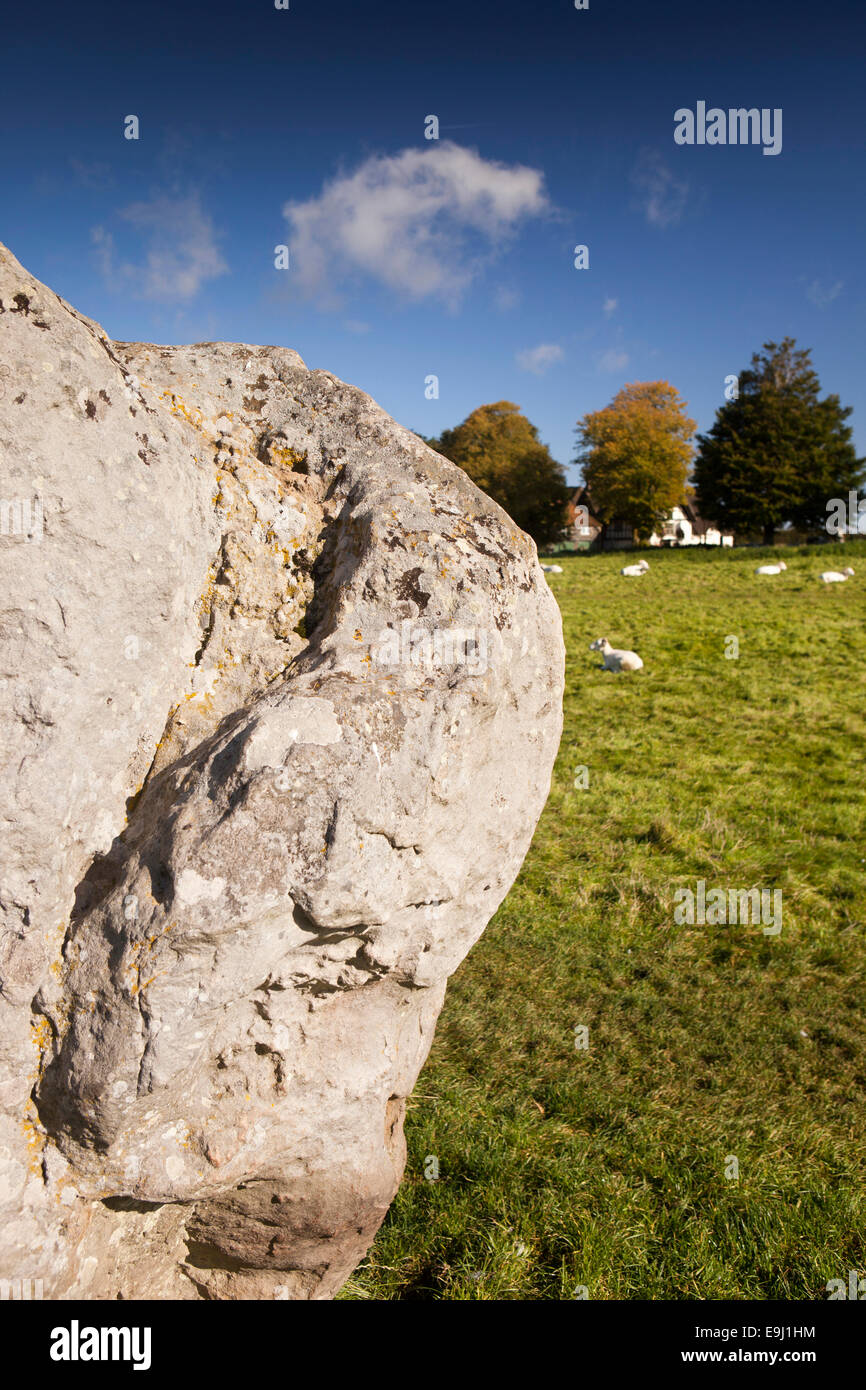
[0,242,563,1299]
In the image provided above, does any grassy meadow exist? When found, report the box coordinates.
[342,539,866,1301]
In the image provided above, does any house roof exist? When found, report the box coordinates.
[683,501,733,537]
[682,501,709,535]
[571,484,602,521]
[572,487,733,537]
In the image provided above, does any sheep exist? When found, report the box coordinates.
[820,567,855,583]
[755,561,787,575]
[541,563,563,573]
[621,559,650,577]
[589,637,644,673]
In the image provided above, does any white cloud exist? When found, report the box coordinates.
[343,318,371,334]
[91,225,117,282]
[631,150,689,228]
[284,142,548,304]
[70,158,114,191]
[92,193,228,301]
[599,349,629,372]
[603,296,618,317]
[494,285,520,311]
[805,278,843,308]
[516,343,564,375]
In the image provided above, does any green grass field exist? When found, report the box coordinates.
[342,540,866,1301]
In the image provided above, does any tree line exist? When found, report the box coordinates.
[420,339,863,547]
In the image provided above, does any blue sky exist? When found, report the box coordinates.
[3,0,864,484]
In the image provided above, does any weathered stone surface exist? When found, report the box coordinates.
[0,241,564,1299]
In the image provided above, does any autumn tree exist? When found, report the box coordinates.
[694,339,864,544]
[574,382,696,539]
[431,401,569,545]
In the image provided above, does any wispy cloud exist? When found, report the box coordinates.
[494,285,520,311]
[70,159,114,191]
[92,192,228,301]
[516,343,564,375]
[284,142,548,305]
[805,278,844,308]
[631,150,689,228]
[343,318,371,334]
[603,296,618,317]
[599,348,629,372]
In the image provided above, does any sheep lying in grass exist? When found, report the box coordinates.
[541,563,563,574]
[621,559,650,577]
[589,637,644,672]
[756,561,787,575]
[821,567,854,583]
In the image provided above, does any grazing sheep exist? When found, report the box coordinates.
[541,563,563,573]
[821,567,855,583]
[589,636,644,673]
[621,559,650,577]
[755,561,787,575]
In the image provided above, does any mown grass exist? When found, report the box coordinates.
[341,540,866,1300]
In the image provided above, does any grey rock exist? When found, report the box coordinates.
[0,242,563,1299]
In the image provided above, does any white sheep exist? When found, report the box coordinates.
[820,567,854,583]
[621,559,650,577]
[589,637,644,673]
[541,563,563,573]
[755,561,787,575]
